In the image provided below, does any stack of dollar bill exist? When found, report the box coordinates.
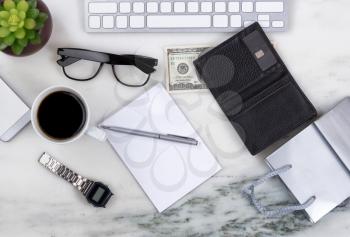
[165,46,211,93]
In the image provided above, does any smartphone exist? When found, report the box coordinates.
[0,77,31,142]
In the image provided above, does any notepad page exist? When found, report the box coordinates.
[100,84,222,212]
[0,79,29,136]
[266,124,350,223]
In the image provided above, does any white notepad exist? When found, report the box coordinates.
[100,84,222,212]
[0,78,30,142]
[266,98,350,223]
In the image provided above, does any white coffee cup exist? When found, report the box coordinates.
[31,86,91,144]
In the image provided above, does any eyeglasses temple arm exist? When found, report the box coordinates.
[117,55,158,74]
[57,57,81,67]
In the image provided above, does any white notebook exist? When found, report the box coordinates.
[100,84,222,212]
[0,78,30,142]
[266,98,350,223]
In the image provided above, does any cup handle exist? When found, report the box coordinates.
[86,126,107,142]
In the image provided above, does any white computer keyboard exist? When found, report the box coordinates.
[84,0,287,32]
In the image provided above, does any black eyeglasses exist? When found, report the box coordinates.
[57,48,158,87]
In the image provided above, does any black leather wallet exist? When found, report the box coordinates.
[194,23,317,155]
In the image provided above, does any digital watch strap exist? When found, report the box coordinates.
[38,152,113,208]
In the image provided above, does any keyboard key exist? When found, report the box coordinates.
[89,2,117,13]
[89,15,101,29]
[130,16,144,28]
[120,2,131,13]
[258,15,270,21]
[147,2,158,13]
[187,2,199,12]
[102,16,114,28]
[147,15,211,28]
[174,2,186,12]
[228,2,239,12]
[256,2,283,12]
[272,21,284,27]
[116,16,128,28]
[242,2,253,12]
[160,2,172,12]
[201,2,213,12]
[230,15,241,27]
[213,15,228,27]
[133,2,145,13]
[259,20,270,28]
[215,2,226,12]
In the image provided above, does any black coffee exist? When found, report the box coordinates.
[37,91,86,140]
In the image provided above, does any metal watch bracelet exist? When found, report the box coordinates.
[38,153,94,195]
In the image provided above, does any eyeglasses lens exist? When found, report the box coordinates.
[112,65,150,87]
[64,59,101,80]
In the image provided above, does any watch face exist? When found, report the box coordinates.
[86,182,113,207]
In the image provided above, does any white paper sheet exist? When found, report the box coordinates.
[101,84,222,212]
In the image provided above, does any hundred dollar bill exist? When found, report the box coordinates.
[165,46,211,93]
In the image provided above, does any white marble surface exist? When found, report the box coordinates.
[0,0,350,236]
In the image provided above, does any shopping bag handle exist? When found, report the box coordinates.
[242,165,316,218]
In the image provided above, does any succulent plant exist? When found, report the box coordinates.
[0,0,48,55]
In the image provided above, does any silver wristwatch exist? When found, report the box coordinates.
[38,152,114,208]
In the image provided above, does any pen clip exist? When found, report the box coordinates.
[166,134,193,140]
[166,134,198,145]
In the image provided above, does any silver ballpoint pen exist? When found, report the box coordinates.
[100,125,198,146]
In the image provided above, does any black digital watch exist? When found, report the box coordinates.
[85,182,113,207]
